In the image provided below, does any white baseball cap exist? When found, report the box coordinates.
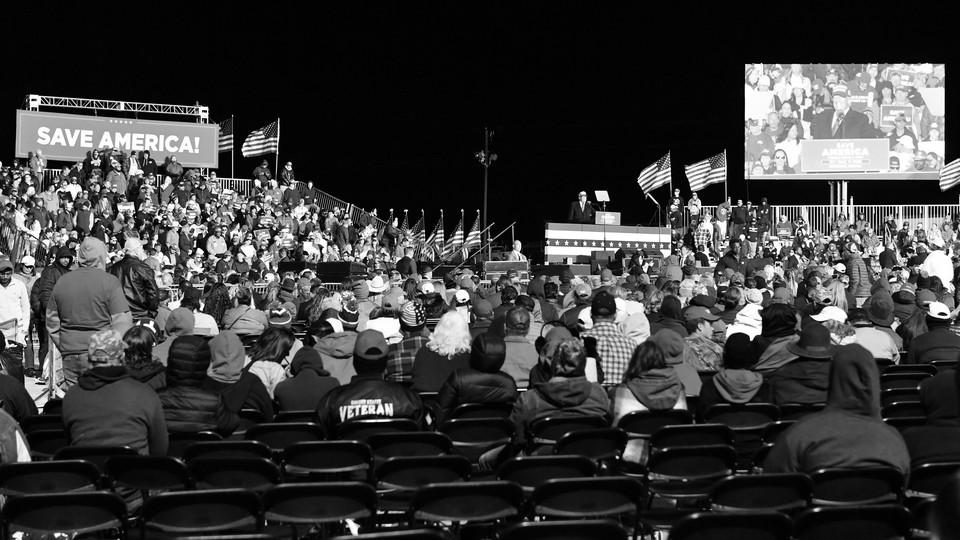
[928,301,952,320]
[20,255,36,266]
[811,306,848,324]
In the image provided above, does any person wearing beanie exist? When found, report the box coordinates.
[648,296,689,338]
[275,347,340,412]
[47,237,133,390]
[470,298,495,340]
[202,331,274,421]
[906,301,960,364]
[698,332,770,416]
[152,308,196,367]
[158,335,240,437]
[411,312,472,393]
[753,304,800,375]
[581,290,637,387]
[766,322,835,407]
[315,329,424,435]
[107,237,160,321]
[62,329,167,456]
[433,334,519,427]
[764,344,909,476]
[385,300,429,385]
[29,246,74,381]
[314,302,362,385]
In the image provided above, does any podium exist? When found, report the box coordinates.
[484,261,530,282]
[595,211,621,225]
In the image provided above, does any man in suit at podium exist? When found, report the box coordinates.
[505,241,527,261]
[810,84,875,140]
[568,191,596,224]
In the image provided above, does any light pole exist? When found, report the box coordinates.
[475,127,497,261]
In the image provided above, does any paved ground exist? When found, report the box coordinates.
[26,369,55,410]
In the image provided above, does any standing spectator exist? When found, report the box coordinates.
[165,156,184,183]
[62,329,167,456]
[715,196,731,242]
[252,160,272,186]
[30,246,74,381]
[581,290,637,387]
[0,257,30,383]
[138,151,158,177]
[47,237,133,390]
[108,238,159,321]
[28,148,46,179]
[280,161,296,185]
[687,192,701,220]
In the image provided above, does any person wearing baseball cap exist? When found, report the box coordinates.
[384,300,429,385]
[0,256,29,383]
[581,290,637,387]
[314,329,424,435]
[61,329,168,456]
[683,306,724,371]
[811,81,874,140]
[906,301,960,364]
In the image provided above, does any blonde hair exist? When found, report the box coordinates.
[426,311,472,357]
[824,280,849,312]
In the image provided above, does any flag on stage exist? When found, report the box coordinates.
[462,210,481,258]
[443,215,464,259]
[684,151,726,193]
[636,152,672,195]
[400,211,409,236]
[241,120,279,157]
[941,158,960,192]
[419,217,443,261]
[411,215,425,245]
[217,117,234,152]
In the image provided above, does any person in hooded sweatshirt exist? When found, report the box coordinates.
[47,237,133,390]
[30,245,74,381]
[434,333,519,427]
[648,330,701,396]
[507,339,610,454]
[698,332,770,416]
[764,343,910,476]
[753,303,800,375]
[766,322,835,407]
[314,301,361,385]
[158,335,239,437]
[122,326,165,390]
[275,348,340,412]
[648,295,688,338]
[153,308,195,367]
[62,329,167,456]
[901,370,960,467]
[202,331,274,422]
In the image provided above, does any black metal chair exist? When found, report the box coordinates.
[166,430,222,459]
[759,421,796,446]
[880,387,921,408]
[375,455,472,513]
[189,457,282,491]
[499,519,627,540]
[104,455,192,501]
[708,473,812,514]
[53,445,138,481]
[42,398,63,415]
[1,491,127,539]
[25,428,70,460]
[527,414,609,455]
[262,481,377,538]
[531,477,643,540]
[907,461,960,498]
[140,488,262,538]
[670,511,793,540]
[882,363,936,376]
[793,504,912,540]
[367,431,453,466]
[281,440,373,482]
[645,444,737,504]
[809,466,905,506]
[616,409,694,441]
[649,423,735,451]
[0,460,101,497]
[338,418,421,442]
[496,455,597,497]
[182,440,273,462]
[448,402,514,420]
[18,413,64,434]
[882,400,927,419]
[778,403,824,421]
[553,426,627,464]
[408,481,524,537]
[273,410,318,423]
[931,360,958,372]
[244,422,326,457]
[439,417,514,464]
[702,403,780,470]
[880,372,932,391]
[329,528,452,540]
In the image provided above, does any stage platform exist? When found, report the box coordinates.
[544,223,671,263]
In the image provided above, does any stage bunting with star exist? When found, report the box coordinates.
[544,223,671,262]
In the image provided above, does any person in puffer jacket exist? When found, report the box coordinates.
[434,334,519,427]
[158,335,240,437]
[698,332,770,417]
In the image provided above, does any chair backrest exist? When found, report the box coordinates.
[882,401,927,419]
[0,460,100,496]
[274,410,318,423]
[553,427,627,462]
[931,360,958,372]
[702,403,780,430]
[908,461,960,498]
[105,455,192,494]
[367,431,453,462]
[880,387,921,408]
[646,444,737,482]
[778,403,825,421]
[793,504,911,540]
[649,423,735,451]
[166,431,222,458]
[337,418,421,442]
[531,476,643,520]
[182,440,273,462]
[262,482,376,525]
[1,492,127,538]
[43,398,63,415]
[499,519,627,540]
[375,455,472,491]
[25,429,70,460]
[527,415,609,452]
[671,511,793,540]
[19,414,64,435]
[709,473,812,513]
[615,409,693,440]
[189,457,282,491]
[141,488,262,535]
[409,481,524,526]
[882,364,937,376]
[883,416,927,432]
[439,418,515,463]
[496,455,597,495]
[760,421,796,445]
[880,372,932,391]
[810,466,905,505]
[449,402,514,420]
[328,528,453,539]
[244,422,326,452]
[282,441,373,480]
[53,445,138,474]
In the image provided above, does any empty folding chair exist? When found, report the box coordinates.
[645,444,737,505]
[18,413,64,435]
[0,460,101,497]
[500,519,627,540]
[140,488,262,537]
[25,428,70,460]
[882,364,936,376]
[670,511,792,540]
[329,528,452,540]
[810,466,905,506]
[880,372,931,391]
[2,492,127,539]
[367,431,453,466]
[281,440,373,482]
[448,402,515,421]
[408,481,524,538]
[274,410,317,423]
[166,430,222,459]
[375,455,472,514]
[702,403,779,470]
[709,473,812,514]
[497,455,597,497]
[105,455,192,501]
[244,422,325,457]
[527,415,609,455]
[439,417,514,465]
[778,403,824,421]
[189,457,282,491]
[793,504,911,540]
[907,461,960,499]
[182,440,273,462]
[531,477,643,540]
[338,418,421,442]
[553,427,626,464]
[649,423,735,452]
[263,481,377,538]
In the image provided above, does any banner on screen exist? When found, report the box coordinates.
[15,110,219,167]
[745,63,944,180]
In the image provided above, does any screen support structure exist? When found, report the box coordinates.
[595,190,610,258]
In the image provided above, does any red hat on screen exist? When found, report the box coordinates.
[832,84,849,98]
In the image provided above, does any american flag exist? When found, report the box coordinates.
[399,211,409,236]
[417,216,443,261]
[432,215,445,259]
[241,120,279,158]
[411,215,425,245]
[636,151,672,196]
[940,158,960,192]
[218,117,234,152]
[442,215,464,260]
[462,210,481,259]
[684,151,726,193]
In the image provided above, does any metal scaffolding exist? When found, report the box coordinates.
[25,94,209,122]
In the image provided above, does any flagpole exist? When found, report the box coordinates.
[230,115,235,180]
[723,148,727,202]
[274,118,280,180]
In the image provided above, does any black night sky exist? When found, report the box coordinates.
[2,3,955,249]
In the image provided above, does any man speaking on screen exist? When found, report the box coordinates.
[810,84,875,139]
[568,191,596,224]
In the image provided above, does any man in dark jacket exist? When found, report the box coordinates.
[713,239,742,281]
[275,348,339,412]
[62,329,167,456]
[158,334,239,437]
[315,329,424,436]
[30,246,73,379]
[107,238,159,320]
[907,302,960,364]
[766,322,834,406]
[434,334,518,426]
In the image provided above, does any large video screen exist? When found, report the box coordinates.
[744,63,944,180]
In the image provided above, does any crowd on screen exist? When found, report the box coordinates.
[744,63,945,175]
